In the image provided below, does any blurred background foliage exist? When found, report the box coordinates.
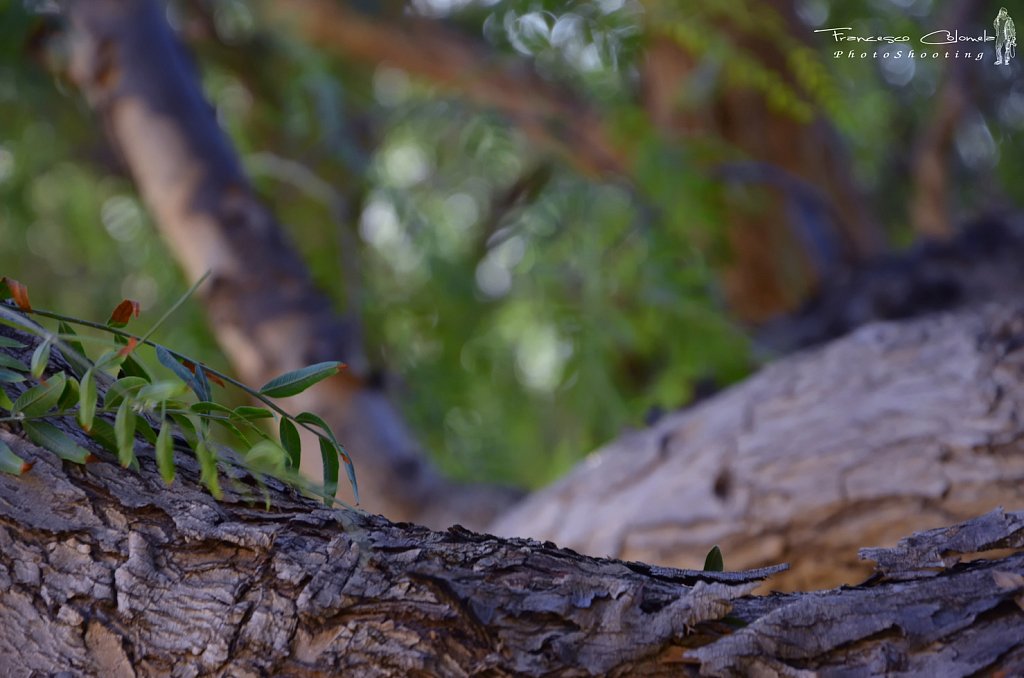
[0,0,1019,488]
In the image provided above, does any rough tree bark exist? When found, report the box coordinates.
[63,0,521,529]
[493,302,1024,591]
[1,324,1023,676]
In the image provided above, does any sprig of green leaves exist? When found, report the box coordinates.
[0,276,358,507]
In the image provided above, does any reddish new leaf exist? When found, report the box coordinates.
[117,337,139,357]
[1,277,31,311]
[181,359,225,387]
[107,299,141,328]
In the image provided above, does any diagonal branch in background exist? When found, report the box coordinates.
[267,0,627,179]
[63,0,521,528]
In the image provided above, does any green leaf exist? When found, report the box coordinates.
[156,347,207,402]
[57,321,85,354]
[0,438,29,475]
[190,401,234,416]
[194,364,212,402]
[0,368,25,383]
[134,415,158,445]
[78,369,97,432]
[87,418,118,455]
[57,321,89,378]
[0,387,12,412]
[703,545,724,572]
[104,376,148,408]
[0,354,28,372]
[30,336,52,379]
[294,411,333,436]
[156,419,174,485]
[0,336,25,349]
[119,354,152,382]
[115,399,136,467]
[93,350,123,377]
[57,376,79,412]
[13,372,67,417]
[205,414,251,447]
[169,413,199,449]
[136,380,188,406]
[258,362,343,398]
[113,336,151,382]
[318,436,339,506]
[296,411,357,504]
[279,417,301,470]
[194,440,222,499]
[234,406,274,421]
[246,439,287,474]
[338,441,358,505]
[23,421,91,464]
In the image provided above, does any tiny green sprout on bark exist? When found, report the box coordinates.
[704,545,725,572]
[0,275,358,508]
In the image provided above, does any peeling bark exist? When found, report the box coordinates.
[493,303,1024,591]
[62,0,520,529]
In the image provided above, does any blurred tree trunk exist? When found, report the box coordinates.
[908,0,985,239]
[640,2,885,321]
[493,302,1024,591]
[63,0,520,529]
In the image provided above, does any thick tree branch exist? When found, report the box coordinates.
[493,301,1024,591]
[0,316,1023,675]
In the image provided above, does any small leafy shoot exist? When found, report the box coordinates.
[704,545,724,572]
[0,281,359,507]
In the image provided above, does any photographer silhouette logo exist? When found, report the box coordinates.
[995,7,1016,65]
